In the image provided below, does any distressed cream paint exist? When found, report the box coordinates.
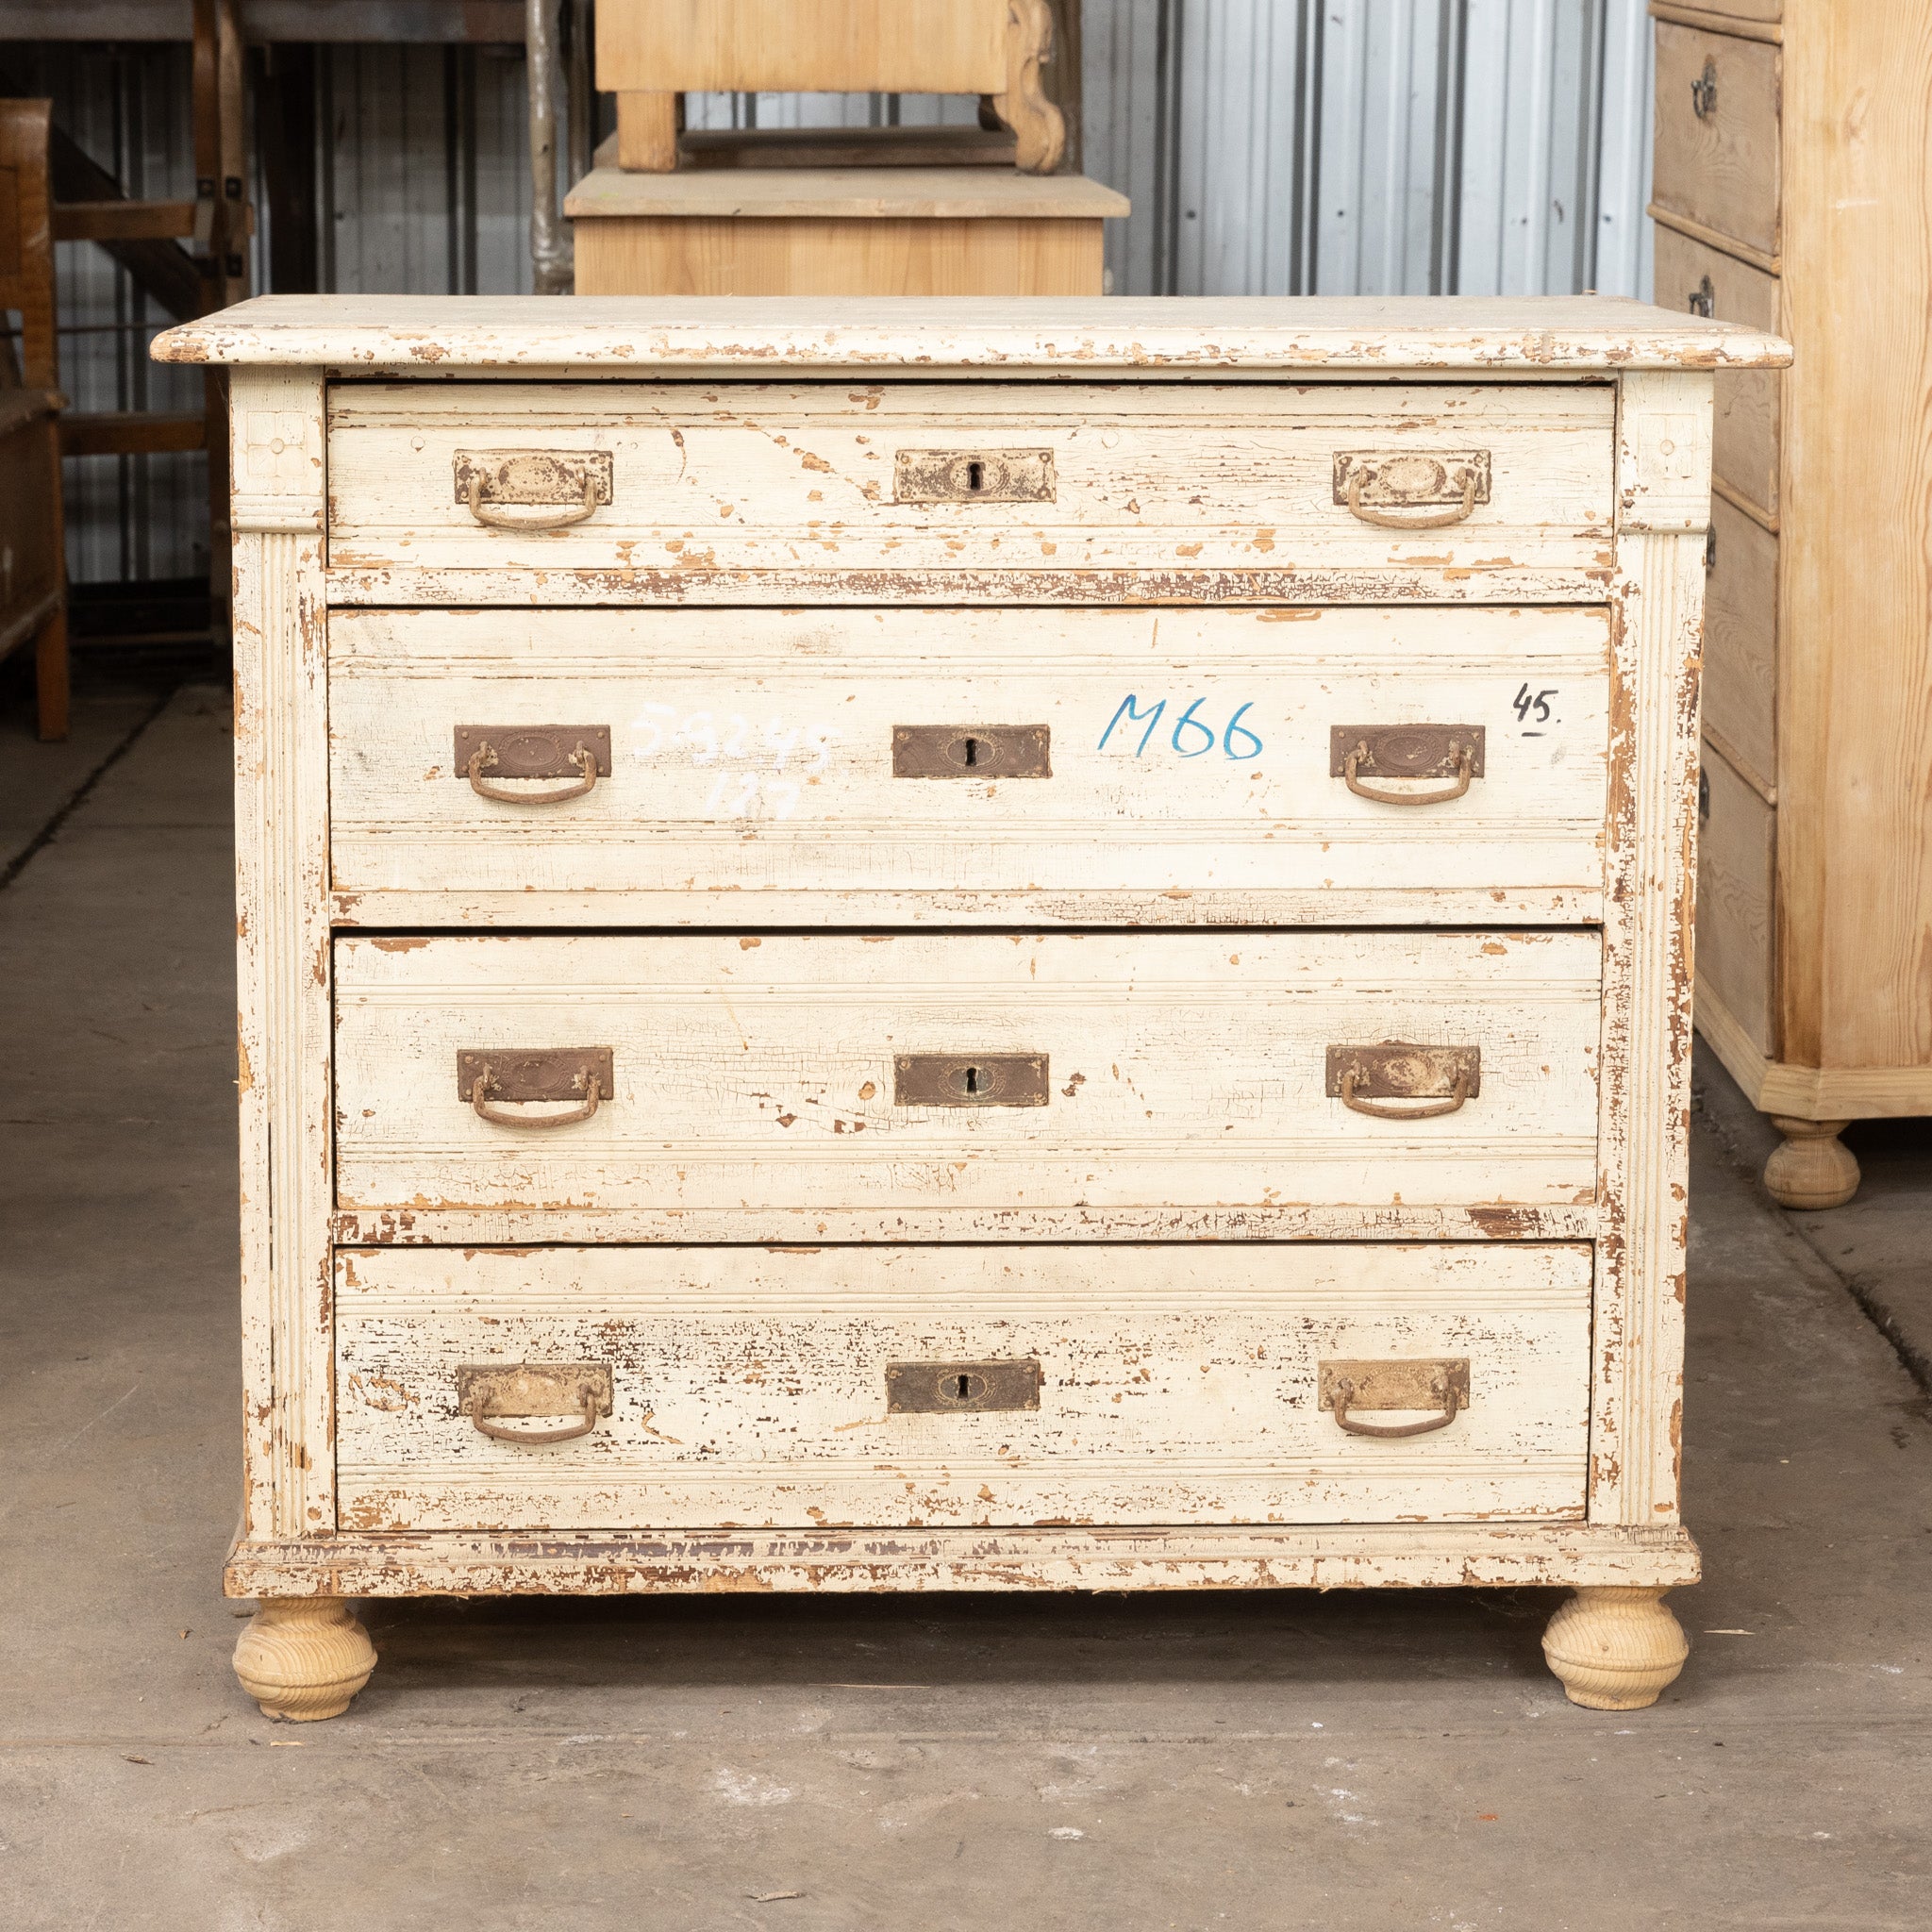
[154,294,1788,1717]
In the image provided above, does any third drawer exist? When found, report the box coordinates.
[333,928,1602,1215]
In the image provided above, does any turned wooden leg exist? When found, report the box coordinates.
[1541,1587,1689,1710]
[232,1597,376,1721]
[1763,1116,1860,1210]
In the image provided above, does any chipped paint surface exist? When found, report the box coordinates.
[214,328,1721,1626]
[331,1244,1593,1532]
[152,294,1792,374]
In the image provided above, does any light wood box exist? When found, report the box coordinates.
[564,166,1127,298]
[153,294,1783,1720]
[1652,0,1932,1206]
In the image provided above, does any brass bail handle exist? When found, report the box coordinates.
[1342,739,1474,807]
[1346,469,1477,531]
[470,1069,602,1129]
[465,470,599,530]
[1327,1370,1463,1440]
[1340,1064,1471,1122]
[466,740,599,805]
[468,1390,601,1444]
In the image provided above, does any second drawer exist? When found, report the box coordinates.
[333,929,1602,1214]
[327,604,1613,919]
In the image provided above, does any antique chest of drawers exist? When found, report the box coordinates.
[154,295,1785,1720]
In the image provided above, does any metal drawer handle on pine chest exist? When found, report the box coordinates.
[456,724,611,805]
[1332,724,1485,806]
[455,449,613,529]
[1327,1043,1481,1122]
[458,1363,613,1444]
[1319,1358,1470,1440]
[1691,57,1718,122]
[1334,450,1491,530]
[458,1047,613,1128]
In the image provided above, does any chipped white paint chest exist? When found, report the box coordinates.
[153,295,1788,1720]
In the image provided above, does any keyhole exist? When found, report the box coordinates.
[954,1374,972,1399]
[962,1064,980,1095]
[962,737,979,767]
[965,459,985,493]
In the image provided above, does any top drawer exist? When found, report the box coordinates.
[324,380,1618,600]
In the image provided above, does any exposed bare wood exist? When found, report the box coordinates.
[1671,2,1932,1175]
[614,92,678,173]
[1652,21,1781,260]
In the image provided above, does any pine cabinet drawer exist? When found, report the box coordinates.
[1653,225,1780,519]
[1695,742,1775,1057]
[326,603,1612,922]
[323,379,1617,595]
[1702,493,1777,790]
[334,1241,1594,1531]
[331,929,1602,1216]
[1653,22,1781,263]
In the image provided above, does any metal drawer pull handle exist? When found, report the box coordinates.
[458,1048,614,1128]
[1342,739,1474,806]
[1341,1065,1469,1120]
[1328,1373,1461,1439]
[472,1070,600,1127]
[1327,1043,1480,1119]
[1320,1358,1470,1440]
[1690,57,1717,121]
[458,1364,613,1444]
[1346,470,1476,530]
[465,470,598,529]
[467,740,598,804]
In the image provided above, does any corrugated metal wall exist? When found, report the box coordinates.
[13,0,1655,585]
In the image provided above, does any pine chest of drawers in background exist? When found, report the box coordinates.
[1652,0,1932,1207]
[154,295,1784,1720]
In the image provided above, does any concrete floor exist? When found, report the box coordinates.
[3,671,1928,1931]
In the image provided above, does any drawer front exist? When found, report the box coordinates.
[1703,492,1777,789]
[327,604,1612,911]
[334,1242,1594,1531]
[1654,225,1780,519]
[333,930,1602,1214]
[1696,741,1775,1056]
[324,380,1617,591]
[1653,23,1781,261]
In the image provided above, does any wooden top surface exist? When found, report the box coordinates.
[562,165,1130,221]
[153,295,1791,372]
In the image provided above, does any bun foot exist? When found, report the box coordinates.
[1542,1586,1688,1710]
[233,1597,376,1721]
[1764,1117,1860,1209]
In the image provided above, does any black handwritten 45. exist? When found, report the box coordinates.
[1098,695,1264,759]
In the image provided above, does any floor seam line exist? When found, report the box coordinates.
[0,683,181,896]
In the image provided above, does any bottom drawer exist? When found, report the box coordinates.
[335,1243,1592,1531]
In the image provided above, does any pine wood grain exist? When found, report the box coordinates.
[573,214,1105,298]
[1653,21,1782,260]
[1701,491,1778,791]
